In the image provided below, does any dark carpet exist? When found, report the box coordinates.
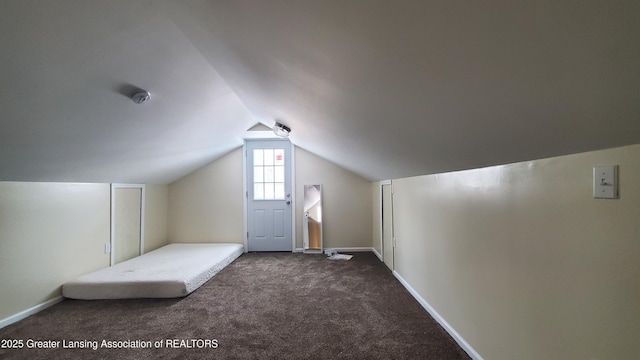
[0,252,470,359]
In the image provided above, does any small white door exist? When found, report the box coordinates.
[246,140,293,251]
[111,184,144,265]
[382,183,394,270]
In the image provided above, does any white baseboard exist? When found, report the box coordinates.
[392,271,483,360]
[303,249,323,254]
[293,248,327,253]
[325,247,374,253]
[296,247,376,255]
[0,296,64,329]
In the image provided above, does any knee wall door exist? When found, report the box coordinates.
[112,185,144,265]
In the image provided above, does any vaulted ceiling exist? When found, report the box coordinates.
[1,1,639,184]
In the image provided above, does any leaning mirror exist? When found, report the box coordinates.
[303,184,322,253]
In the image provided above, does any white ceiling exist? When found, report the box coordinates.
[1,1,639,184]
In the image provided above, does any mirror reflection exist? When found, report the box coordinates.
[303,184,322,252]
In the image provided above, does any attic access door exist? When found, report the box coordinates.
[246,140,293,252]
[382,182,394,271]
[111,184,145,265]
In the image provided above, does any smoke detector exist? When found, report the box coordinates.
[131,90,151,104]
[273,121,291,138]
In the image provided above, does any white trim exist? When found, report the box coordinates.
[392,271,484,360]
[242,143,248,253]
[379,180,391,263]
[380,181,395,269]
[371,247,382,261]
[140,187,145,256]
[290,144,297,252]
[243,133,285,253]
[324,247,374,253]
[244,139,295,252]
[303,249,323,254]
[297,247,378,255]
[243,130,282,139]
[110,183,145,266]
[0,296,63,329]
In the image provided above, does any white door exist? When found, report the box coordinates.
[246,140,293,251]
[111,184,144,265]
[382,183,394,270]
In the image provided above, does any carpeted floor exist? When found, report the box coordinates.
[0,252,470,359]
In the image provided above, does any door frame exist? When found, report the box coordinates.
[380,180,394,270]
[110,183,145,266]
[243,139,296,252]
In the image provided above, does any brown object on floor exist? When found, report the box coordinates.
[0,252,470,360]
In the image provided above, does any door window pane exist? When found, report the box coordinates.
[264,167,274,182]
[253,149,264,165]
[274,166,284,182]
[274,149,284,165]
[254,166,264,182]
[264,183,275,200]
[254,183,264,200]
[264,149,274,165]
[253,148,286,200]
[274,183,285,199]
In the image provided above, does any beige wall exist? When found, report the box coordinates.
[295,147,372,249]
[168,148,245,244]
[144,184,169,252]
[391,144,640,360]
[0,182,110,320]
[0,182,168,323]
[168,145,373,249]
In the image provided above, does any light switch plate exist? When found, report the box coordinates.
[593,165,618,199]
[105,243,111,254]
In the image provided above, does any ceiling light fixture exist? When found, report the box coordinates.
[273,121,291,138]
[131,90,151,104]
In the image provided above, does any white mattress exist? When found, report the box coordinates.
[62,243,244,300]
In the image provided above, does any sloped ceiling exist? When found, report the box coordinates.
[1,1,639,184]
[0,1,256,184]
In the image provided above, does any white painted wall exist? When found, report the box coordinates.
[391,144,640,359]
[0,182,168,324]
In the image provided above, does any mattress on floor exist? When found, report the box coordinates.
[62,243,244,300]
